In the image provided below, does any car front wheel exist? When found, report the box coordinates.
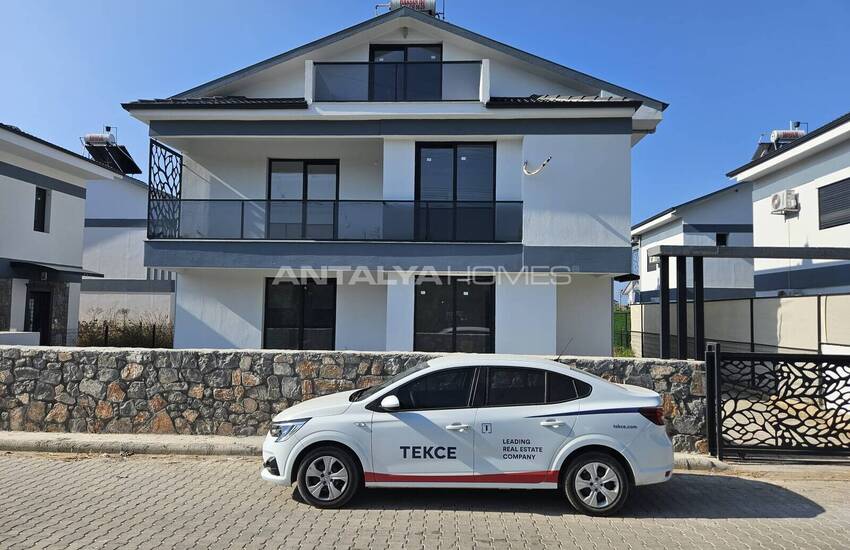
[563,452,630,516]
[296,446,360,508]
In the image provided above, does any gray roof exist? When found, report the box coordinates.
[169,8,667,111]
[123,96,308,110]
[486,95,642,109]
[0,122,122,175]
[727,110,850,177]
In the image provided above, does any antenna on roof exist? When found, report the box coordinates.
[376,0,443,18]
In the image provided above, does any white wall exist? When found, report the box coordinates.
[521,134,631,249]
[85,178,147,219]
[635,184,755,299]
[178,138,383,200]
[174,271,264,349]
[557,275,613,356]
[385,272,415,351]
[0,155,86,267]
[83,227,148,279]
[751,139,850,294]
[494,274,557,355]
[335,281,387,351]
[382,139,416,199]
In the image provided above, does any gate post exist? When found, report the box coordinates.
[704,342,720,458]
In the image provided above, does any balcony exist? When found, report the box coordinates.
[148,199,522,242]
[313,61,482,102]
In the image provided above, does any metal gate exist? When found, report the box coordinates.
[706,344,850,460]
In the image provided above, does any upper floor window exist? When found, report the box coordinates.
[33,187,49,232]
[819,177,850,230]
[370,44,442,101]
[313,45,481,102]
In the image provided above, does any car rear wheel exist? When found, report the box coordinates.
[296,446,360,508]
[563,452,630,516]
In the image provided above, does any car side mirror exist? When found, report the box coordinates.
[380,395,400,410]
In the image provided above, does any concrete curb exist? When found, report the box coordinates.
[0,432,730,471]
[674,453,730,471]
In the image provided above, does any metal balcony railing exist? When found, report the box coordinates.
[148,199,522,242]
[313,61,481,102]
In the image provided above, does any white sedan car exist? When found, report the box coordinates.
[261,354,673,516]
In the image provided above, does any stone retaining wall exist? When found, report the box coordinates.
[0,346,707,452]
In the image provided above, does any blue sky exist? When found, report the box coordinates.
[2,0,849,224]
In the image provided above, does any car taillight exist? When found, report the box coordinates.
[639,406,665,426]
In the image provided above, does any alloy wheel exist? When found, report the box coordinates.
[304,455,349,501]
[573,461,621,509]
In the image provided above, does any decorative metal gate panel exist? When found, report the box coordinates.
[147,140,183,238]
[707,346,850,459]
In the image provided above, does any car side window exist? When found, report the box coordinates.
[547,372,592,403]
[486,367,546,406]
[395,367,475,410]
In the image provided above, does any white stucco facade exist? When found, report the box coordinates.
[130,7,665,355]
[726,112,850,297]
[81,176,175,322]
[0,124,121,345]
[631,182,754,303]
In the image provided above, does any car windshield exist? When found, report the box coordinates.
[349,361,431,401]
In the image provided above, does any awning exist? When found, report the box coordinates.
[613,273,640,283]
[10,261,103,278]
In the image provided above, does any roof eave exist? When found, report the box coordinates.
[168,7,668,112]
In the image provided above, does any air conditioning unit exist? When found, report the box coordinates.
[771,190,799,215]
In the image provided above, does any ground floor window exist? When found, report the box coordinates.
[414,275,494,353]
[263,278,336,350]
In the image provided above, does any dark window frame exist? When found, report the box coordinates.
[475,366,592,408]
[413,275,496,353]
[262,277,337,350]
[368,43,443,101]
[33,187,48,233]
[716,232,729,246]
[266,159,340,239]
[388,366,478,411]
[819,177,850,230]
[415,142,497,242]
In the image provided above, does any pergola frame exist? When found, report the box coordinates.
[646,245,850,360]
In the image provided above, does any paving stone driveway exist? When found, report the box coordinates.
[0,453,848,549]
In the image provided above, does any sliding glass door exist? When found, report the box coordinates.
[268,160,339,239]
[264,279,336,350]
[416,143,496,241]
[414,275,495,353]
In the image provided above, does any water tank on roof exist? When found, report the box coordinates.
[390,0,438,15]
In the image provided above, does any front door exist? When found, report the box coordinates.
[369,367,477,484]
[24,290,52,345]
[473,367,583,484]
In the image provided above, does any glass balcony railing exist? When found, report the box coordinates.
[148,199,522,242]
[313,61,482,102]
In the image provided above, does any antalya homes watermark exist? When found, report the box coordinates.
[271,266,574,286]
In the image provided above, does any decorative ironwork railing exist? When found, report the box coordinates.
[709,350,850,458]
[147,140,182,239]
[147,199,522,242]
[313,61,481,102]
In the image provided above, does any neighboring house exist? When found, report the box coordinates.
[123,6,666,354]
[81,174,175,323]
[728,112,850,297]
[631,181,754,304]
[0,123,123,345]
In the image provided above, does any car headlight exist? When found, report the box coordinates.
[269,418,310,442]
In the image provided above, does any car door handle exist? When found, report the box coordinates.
[445,423,470,432]
[540,419,565,428]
